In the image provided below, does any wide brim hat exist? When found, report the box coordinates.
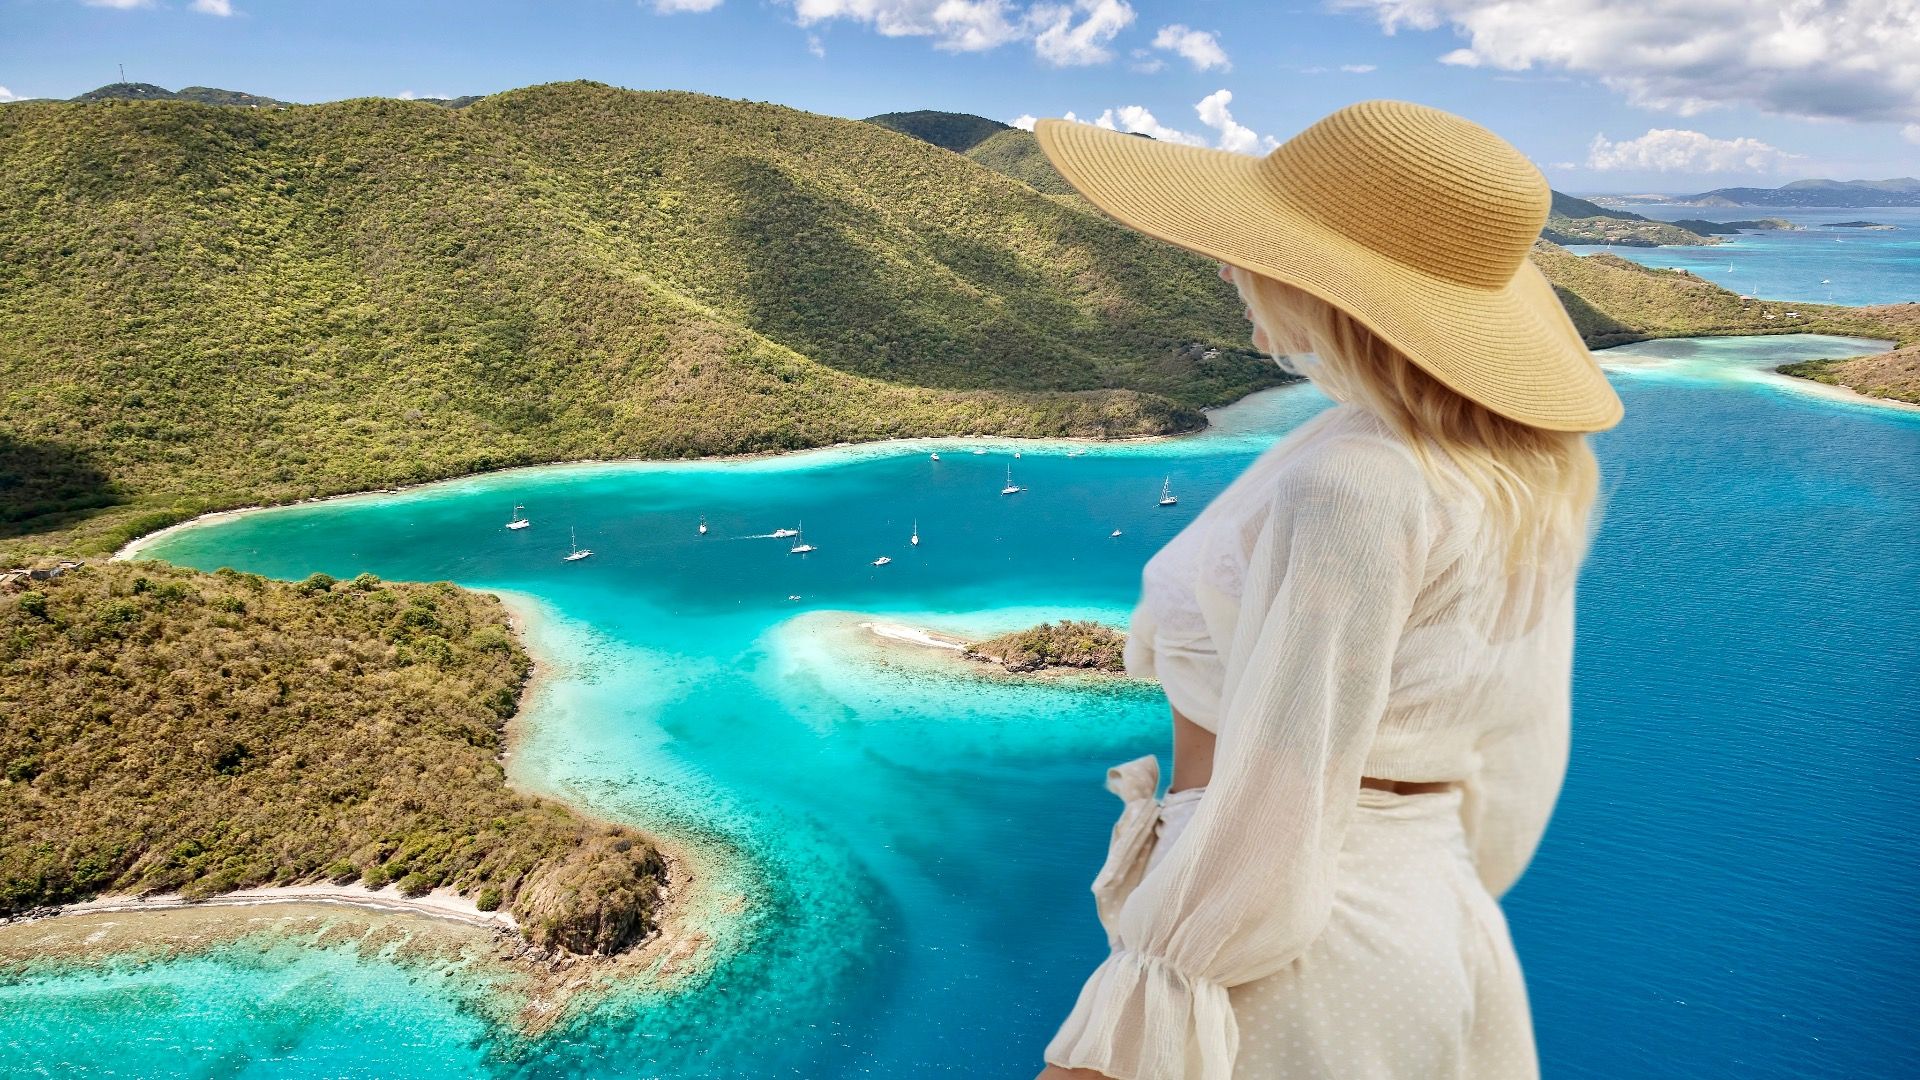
[1033,100,1624,433]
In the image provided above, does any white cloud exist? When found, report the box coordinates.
[787,1,1027,52]
[1334,0,1920,124]
[0,86,19,102]
[1043,90,1281,153]
[652,0,724,12]
[1339,63,1376,73]
[1194,88,1278,155]
[1152,24,1230,71]
[806,32,826,56]
[785,0,1134,64]
[1032,0,1135,66]
[1904,123,1920,143]
[190,0,234,14]
[396,90,453,101]
[1585,128,1806,173]
[82,0,152,8]
[1128,47,1165,74]
[1010,113,1038,129]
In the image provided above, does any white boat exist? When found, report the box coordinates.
[930,451,940,461]
[789,521,815,554]
[563,527,593,561]
[1001,465,1020,496]
[506,504,531,531]
[1158,477,1178,507]
[910,519,919,546]
[787,594,802,601]
[971,448,986,455]
[872,556,892,566]
[1110,528,1123,538]
[771,527,798,539]
[1014,450,1021,458]
[697,515,708,536]
[1820,278,1831,284]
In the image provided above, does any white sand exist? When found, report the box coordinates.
[33,883,517,932]
[860,621,969,650]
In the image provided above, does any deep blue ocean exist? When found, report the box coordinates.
[1559,204,1919,306]
[2,336,1916,1079]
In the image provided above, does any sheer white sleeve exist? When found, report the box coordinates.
[1045,440,1435,1080]
[1458,583,1576,900]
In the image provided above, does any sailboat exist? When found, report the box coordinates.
[910,519,920,546]
[789,521,816,554]
[506,504,531,530]
[770,526,799,539]
[697,515,708,536]
[1001,465,1020,496]
[1158,477,1178,507]
[1110,528,1123,538]
[872,556,892,566]
[563,527,593,561]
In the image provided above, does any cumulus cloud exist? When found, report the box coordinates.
[1334,0,1920,124]
[1904,123,1920,143]
[1152,24,1230,71]
[190,0,234,14]
[1195,88,1279,154]
[785,0,1135,64]
[1038,90,1281,153]
[1585,128,1806,173]
[1010,113,1038,129]
[1032,0,1135,66]
[0,86,19,102]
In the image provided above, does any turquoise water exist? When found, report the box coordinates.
[5,336,1918,1077]
[1561,205,1920,306]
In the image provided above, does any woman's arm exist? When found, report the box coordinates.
[1170,706,1215,794]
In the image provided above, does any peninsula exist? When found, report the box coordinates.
[0,562,670,963]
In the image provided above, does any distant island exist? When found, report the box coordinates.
[1776,346,1920,405]
[1820,221,1898,230]
[1589,178,1920,209]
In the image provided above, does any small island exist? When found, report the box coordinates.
[962,619,1128,674]
[1776,345,1920,405]
[1820,221,1898,230]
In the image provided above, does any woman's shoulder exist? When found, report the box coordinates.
[1267,404,1436,512]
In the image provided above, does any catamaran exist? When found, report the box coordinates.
[1158,477,1178,507]
[506,504,531,530]
[910,519,920,546]
[789,521,816,554]
[564,527,593,561]
[872,556,892,566]
[1001,465,1020,496]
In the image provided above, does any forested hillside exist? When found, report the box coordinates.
[0,82,1284,560]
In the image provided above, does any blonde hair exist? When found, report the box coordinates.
[1233,268,1605,583]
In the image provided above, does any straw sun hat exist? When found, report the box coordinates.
[1033,99,1624,433]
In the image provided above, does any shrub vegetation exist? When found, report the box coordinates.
[0,561,665,955]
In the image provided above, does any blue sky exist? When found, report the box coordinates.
[3,0,1915,194]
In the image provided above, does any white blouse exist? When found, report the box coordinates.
[1047,400,1579,1080]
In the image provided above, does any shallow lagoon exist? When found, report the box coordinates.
[5,336,1918,1078]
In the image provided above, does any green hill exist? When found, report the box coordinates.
[864,109,1009,153]
[3,86,1910,564]
[67,82,289,108]
[0,82,1287,561]
[963,127,1077,195]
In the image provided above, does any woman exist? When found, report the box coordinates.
[1027,101,1623,1080]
